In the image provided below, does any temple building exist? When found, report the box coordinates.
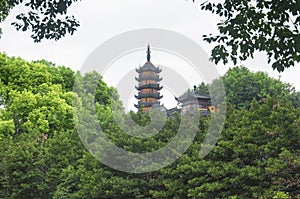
[135,45,163,112]
[175,86,215,116]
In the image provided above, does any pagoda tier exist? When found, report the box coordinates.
[135,93,163,99]
[135,84,163,90]
[135,76,162,82]
[135,45,163,112]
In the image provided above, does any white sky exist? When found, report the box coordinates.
[0,0,299,111]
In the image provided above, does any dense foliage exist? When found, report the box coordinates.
[0,53,299,198]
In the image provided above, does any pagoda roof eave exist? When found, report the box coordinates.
[136,62,162,73]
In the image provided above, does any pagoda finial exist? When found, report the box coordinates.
[147,44,151,62]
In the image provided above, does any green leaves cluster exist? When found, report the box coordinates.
[0,0,80,42]
[197,0,300,71]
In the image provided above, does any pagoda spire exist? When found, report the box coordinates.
[147,44,151,62]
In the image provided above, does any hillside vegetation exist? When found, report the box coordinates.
[0,53,299,198]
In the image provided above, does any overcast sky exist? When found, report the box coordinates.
[0,0,299,110]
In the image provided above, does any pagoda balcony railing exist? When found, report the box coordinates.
[135,84,163,90]
[134,101,160,108]
[135,93,163,99]
[135,76,162,81]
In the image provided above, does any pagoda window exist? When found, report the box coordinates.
[141,89,157,94]
[147,80,156,84]
[148,98,156,102]
[141,71,157,76]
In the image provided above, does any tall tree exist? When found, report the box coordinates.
[0,53,85,198]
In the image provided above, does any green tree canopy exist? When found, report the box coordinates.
[194,66,300,109]
[222,66,300,108]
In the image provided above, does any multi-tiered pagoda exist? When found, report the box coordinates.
[135,45,163,112]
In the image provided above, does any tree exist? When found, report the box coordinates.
[0,0,80,42]
[179,98,300,198]
[220,66,300,109]
[1,53,299,198]
[195,0,300,72]
[0,53,85,198]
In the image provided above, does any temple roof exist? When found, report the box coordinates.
[177,87,211,103]
[166,107,181,116]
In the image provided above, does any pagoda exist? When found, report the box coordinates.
[135,45,163,112]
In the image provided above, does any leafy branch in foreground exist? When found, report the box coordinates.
[1,0,80,42]
[192,0,300,72]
